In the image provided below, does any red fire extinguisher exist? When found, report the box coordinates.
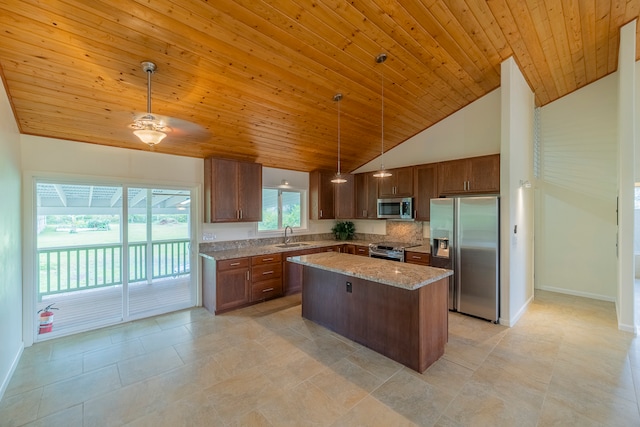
[37,304,58,334]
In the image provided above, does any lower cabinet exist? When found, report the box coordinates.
[405,251,430,266]
[251,253,283,302]
[213,257,251,313]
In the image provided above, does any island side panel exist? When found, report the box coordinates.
[418,277,449,372]
[301,264,447,373]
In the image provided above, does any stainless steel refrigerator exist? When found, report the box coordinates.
[430,196,499,322]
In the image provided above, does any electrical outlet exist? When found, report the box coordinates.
[202,233,216,241]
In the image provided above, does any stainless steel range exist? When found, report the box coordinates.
[368,241,417,262]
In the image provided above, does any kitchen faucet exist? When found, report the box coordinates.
[284,225,293,244]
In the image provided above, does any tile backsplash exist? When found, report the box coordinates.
[384,221,425,244]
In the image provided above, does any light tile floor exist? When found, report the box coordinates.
[1,290,639,426]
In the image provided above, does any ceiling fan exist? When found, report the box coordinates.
[129,61,207,148]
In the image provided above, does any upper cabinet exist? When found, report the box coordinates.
[354,173,378,219]
[309,170,335,220]
[414,164,438,221]
[204,157,262,223]
[378,166,414,198]
[437,154,500,195]
[335,174,355,219]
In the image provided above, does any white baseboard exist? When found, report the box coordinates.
[535,285,616,302]
[499,293,534,327]
[0,342,24,402]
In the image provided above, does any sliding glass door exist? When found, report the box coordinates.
[35,181,195,340]
[127,188,193,318]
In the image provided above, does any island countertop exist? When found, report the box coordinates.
[288,252,452,291]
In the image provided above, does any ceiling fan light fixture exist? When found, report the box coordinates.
[374,53,392,179]
[133,128,167,146]
[331,93,346,184]
[132,61,167,147]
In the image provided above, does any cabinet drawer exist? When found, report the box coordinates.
[217,257,250,271]
[355,246,369,256]
[252,263,283,281]
[405,252,430,266]
[251,253,282,266]
[251,278,283,301]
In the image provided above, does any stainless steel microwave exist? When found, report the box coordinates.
[377,197,413,219]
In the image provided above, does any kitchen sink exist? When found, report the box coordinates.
[275,243,309,248]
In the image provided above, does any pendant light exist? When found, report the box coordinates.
[331,93,347,184]
[130,61,167,147]
[373,53,392,178]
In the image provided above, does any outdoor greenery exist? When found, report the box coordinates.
[38,215,189,248]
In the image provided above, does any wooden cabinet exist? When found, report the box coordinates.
[250,253,282,302]
[335,174,355,219]
[354,245,369,257]
[354,173,378,219]
[378,166,414,198]
[414,164,438,221]
[309,171,335,220]
[204,157,262,222]
[405,251,430,266]
[437,154,499,195]
[215,257,250,313]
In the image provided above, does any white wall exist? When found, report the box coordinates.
[353,89,501,172]
[617,21,636,333]
[536,73,618,301]
[0,81,24,399]
[499,58,535,326]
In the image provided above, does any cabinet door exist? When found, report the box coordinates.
[237,161,262,221]
[335,174,355,219]
[355,173,378,219]
[354,245,369,257]
[468,154,500,193]
[309,171,335,219]
[377,174,395,198]
[207,158,239,222]
[216,268,250,312]
[394,167,414,197]
[437,159,468,195]
[377,167,413,197]
[414,164,438,221]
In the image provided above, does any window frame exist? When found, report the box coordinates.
[257,186,307,234]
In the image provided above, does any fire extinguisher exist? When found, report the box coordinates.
[37,304,58,334]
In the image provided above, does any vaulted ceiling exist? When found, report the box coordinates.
[0,1,638,173]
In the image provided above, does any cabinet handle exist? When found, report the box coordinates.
[320,209,323,218]
[230,262,240,266]
[246,271,249,281]
[262,288,274,293]
[239,209,243,219]
[467,181,471,191]
[412,256,421,259]
[262,270,274,275]
[363,210,366,217]
[262,257,273,262]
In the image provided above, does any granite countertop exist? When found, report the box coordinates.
[199,239,372,261]
[288,252,452,291]
[406,244,431,254]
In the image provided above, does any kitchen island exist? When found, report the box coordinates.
[288,252,453,373]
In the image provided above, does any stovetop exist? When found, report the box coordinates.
[370,241,420,251]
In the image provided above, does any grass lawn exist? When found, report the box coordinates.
[38,223,189,248]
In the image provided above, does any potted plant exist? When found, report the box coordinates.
[331,221,355,241]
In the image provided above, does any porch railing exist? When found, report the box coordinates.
[38,239,190,299]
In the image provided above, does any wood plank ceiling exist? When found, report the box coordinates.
[0,1,638,173]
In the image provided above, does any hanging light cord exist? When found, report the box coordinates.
[380,70,384,163]
[337,97,341,174]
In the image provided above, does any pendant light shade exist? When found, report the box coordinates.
[130,61,167,147]
[331,93,347,184]
[373,53,392,178]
